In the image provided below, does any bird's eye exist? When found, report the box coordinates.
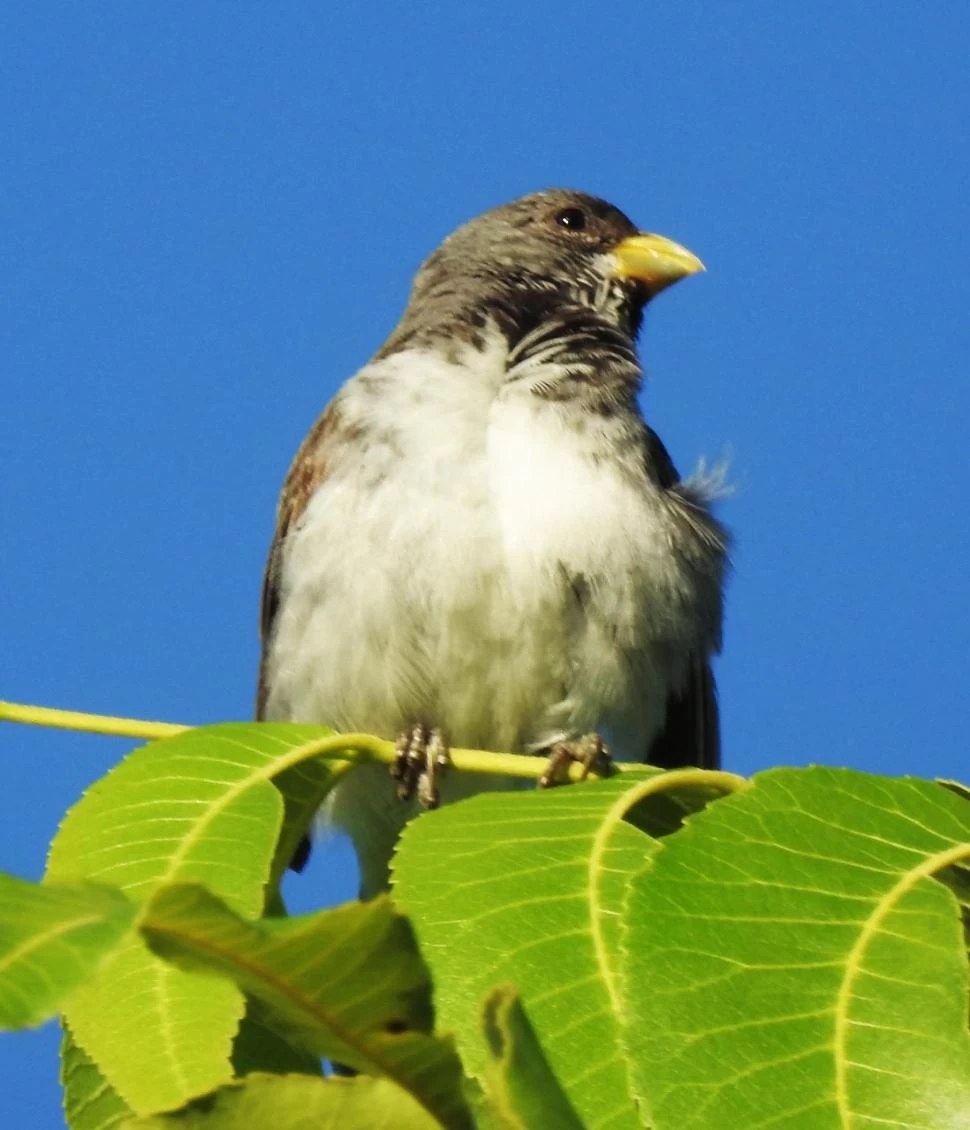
[555,207,587,231]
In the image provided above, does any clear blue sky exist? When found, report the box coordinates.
[2,5,968,1125]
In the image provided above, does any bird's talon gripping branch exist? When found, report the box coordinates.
[391,724,424,799]
[418,729,451,809]
[538,733,612,788]
[391,724,450,808]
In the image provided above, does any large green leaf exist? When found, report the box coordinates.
[138,882,475,1130]
[46,723,344,1115]
[121,1073,443,1130]
[622,768,970,1130]
[0,873,134,1028]
[391,770,733,1130]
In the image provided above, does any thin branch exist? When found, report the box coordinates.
[0,700,186,741]
[0,700,620,783]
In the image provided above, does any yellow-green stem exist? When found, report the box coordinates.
[0,700,186,741]
[0,700,619,783]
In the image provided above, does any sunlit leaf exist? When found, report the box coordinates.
[46,723,343,1114]
[0,873,134,1029]
[622,768,970,1130]
[392,770,726,1130]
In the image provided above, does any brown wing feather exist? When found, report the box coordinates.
[255,399,346,719]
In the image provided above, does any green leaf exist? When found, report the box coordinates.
[622,767,970,1130]
[138,882,475,1130]
[46,721,340,909]
[46,722,343,1115]
[481,985,585,1130]
[121,1072,444,1130]
[231,995,324,1079]
[61,1024,132,1130]
[392,770,723,1130]
[0,873,135,1029]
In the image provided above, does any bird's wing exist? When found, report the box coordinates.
[642,425,722,771]
[646,657,721,771]
[256,399,343,719]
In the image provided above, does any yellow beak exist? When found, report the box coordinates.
[612,232,705,295]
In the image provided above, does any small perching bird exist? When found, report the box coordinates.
[257,189,729,896]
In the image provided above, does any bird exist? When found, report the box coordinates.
[257,189,729,897]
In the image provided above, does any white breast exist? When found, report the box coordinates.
[484,391,693,752]
[265,330,701,748]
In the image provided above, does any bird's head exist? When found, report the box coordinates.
[403,189,704,346]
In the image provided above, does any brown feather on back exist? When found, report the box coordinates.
[256,399,346,717]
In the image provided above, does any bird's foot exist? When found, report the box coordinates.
[538,733,612,788]
[390,724,451,808]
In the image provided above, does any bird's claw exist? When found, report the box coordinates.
[390,724,451,808]
[538,733,612,788]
